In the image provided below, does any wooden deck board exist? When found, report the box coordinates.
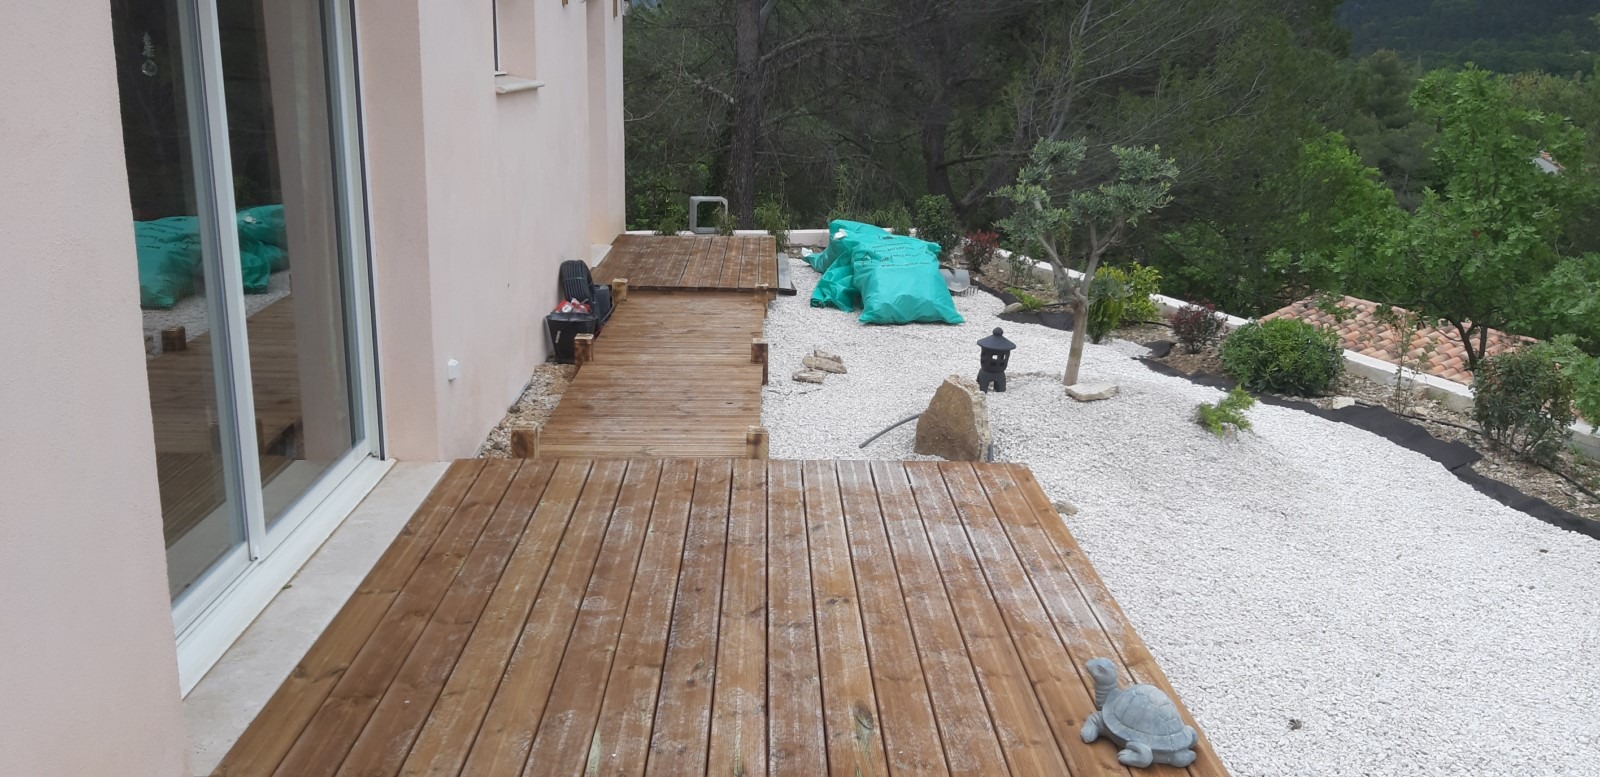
[215,460,1229,777]
[533,291,766,459]
[594,234,778,292]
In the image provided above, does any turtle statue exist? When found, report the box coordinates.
[1080,657,1199,769]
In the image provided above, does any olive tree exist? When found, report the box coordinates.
[999,139,1178,385]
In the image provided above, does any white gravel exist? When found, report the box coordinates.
[764,266,1600,776]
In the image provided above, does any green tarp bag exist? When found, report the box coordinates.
[808,219,963,325]
[135,217,203,309]
[237,205,289,273]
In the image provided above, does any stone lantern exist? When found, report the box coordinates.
[976,327,1016,392]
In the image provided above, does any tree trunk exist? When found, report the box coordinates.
[1064,298,1090,385]
[727,0,763,228]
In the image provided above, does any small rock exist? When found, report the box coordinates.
[1289,718,1304,731]
[914,375,992,462]
[1002,302,1025,314]
[1330,396,1357,409]
[1066,382,1119,402]
[813,349,842,362]
[803,355,847,374]
[1052,500,1078,516]
[792,369,827,384]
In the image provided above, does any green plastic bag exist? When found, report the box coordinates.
[808,218,962,324]
[135,217,203,309]
[237,205,289,273]
[852,234,965,325]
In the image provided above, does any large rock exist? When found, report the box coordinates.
[1066,382,1119,402]
[914,375,992,461]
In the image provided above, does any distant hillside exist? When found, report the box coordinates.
[1339,0,1599,74]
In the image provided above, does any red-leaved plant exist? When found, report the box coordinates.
[960,231,1001,273]
[1170,302,1226,354]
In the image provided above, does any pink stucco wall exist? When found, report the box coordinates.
[0,3,190,776]
[361,0,627,460]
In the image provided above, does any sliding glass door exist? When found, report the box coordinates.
[112,0,376,629]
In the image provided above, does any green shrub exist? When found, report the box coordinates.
[865,201,914,235]
[754,198,792,253]
[1120,263,1163,324]
[1473,343,1578,464]
[1195,387,1257,437]
[1220,318,1344,396]
[913,195,961,261]
[1009,288,1050,313]
[653,203,687,236]
[1086,268,1128,344]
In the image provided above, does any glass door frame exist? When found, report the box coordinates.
[167,0,382,641]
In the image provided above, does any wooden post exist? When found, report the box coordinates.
[751,337,769,385]
[161,326,187,352]
[510,427,541,459]
[574,333,594,368]
[613,277,629,304]
[755,283,770,307]
[746,425,769,460]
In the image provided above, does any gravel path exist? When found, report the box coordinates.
[764,266,1600,776]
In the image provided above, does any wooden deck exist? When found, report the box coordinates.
[592,234,779,292]
[146,297,303,546]
[534,290,767,459]
[214,457,1227,777]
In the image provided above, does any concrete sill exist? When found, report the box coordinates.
[494,74,545,95]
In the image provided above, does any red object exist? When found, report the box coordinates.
[555,299,592,314]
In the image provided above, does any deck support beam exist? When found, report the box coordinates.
[613,277,629,304]
[574,333,594,368]
[745,426,769,459]
[751,338,768,385]
[510,427,541,459]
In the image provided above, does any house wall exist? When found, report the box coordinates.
[0,3,190,776]
[361,0,627,460]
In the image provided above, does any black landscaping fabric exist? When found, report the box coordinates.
[1136,352,1600,541]
[973,279,1076,331]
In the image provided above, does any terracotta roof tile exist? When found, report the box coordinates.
[1262,295,1536,386]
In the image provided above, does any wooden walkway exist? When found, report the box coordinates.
[592,234,779,292]
[531,290,768,459]
[213,457,1227,777]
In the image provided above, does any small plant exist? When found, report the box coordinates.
[1120,263,1163,324]
[960,230,1000,273]
[1473,342,1578,464]
[1371,304,1436,415]
[653,203,687,236]
[713,207,736,236]
[1009,288,1050,313]
[1169,303,1226,354]
[866,201,914,235]
[1085,268,1129,344]
[913,194,962,261]
[1195,387,1257,437]
[754,198,792,254]
[1220,318,1344,396]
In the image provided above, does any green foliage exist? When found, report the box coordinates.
[714,207,736,236]
[652,203,688,236]
[1339,0,1600,74]
[1170,303,1227,354]
[1220,319,1345,396]
[1120,264,1162,324]
[913,195,962,261]
[754,198,792,254]
[1008,288,1050,313]
[1473,343,1579,464]
[1085,270,1128,344]
[1196,388,1258,438]
[865,201,914,235]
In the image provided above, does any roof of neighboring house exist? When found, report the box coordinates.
[1263,295,1536,385]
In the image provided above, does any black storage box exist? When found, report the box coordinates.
[546,312,599,364]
